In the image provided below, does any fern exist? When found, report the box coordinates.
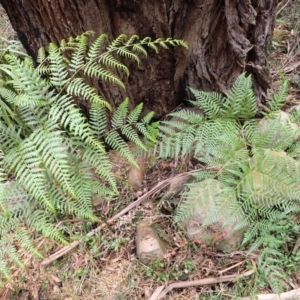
[159,73,300,293]
[223,73,258,119]
[266,78,289,113]
[0,31,187,283]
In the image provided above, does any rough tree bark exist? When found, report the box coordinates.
[0,0,280,117]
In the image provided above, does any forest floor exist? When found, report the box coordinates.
[0,2,300,300]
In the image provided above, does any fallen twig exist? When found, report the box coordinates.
[218,260,245,274]
[149,269,255,300]
[240,288,300,300]
[276,0,291,16]
[41,172,190,267]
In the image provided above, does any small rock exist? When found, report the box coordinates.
[92,195,105,207]
[128,156,150,191]
[181,179,246,252]
[136,221,167,264]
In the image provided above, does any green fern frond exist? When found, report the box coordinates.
[0,212,20,235]
[165,37,188,48]
[59,37,77,52]
[47,185,81,217]
[18,105,48,131]
[83,61,125,89]
[136,123,158,144]
[169,109,205,123]
[46,43,69,87]
[50,94,105,152]
[158,111,203,158]
[14,228,43,258]
[107,35,143,62]
[111,97,129,128]
[267,79,289,112]
[3,182,31,213]
[31,120,76,198]
[0,86,17,104]
[244,217,293,293]
[287,140,300,159]
[0,31,187,283]
[127,102,143,123]
[161,73,300,294]
[98,53,129,76]
[158,121,178,137]
[132,44,148,56]
[142,111,155,124]
[69,163,96,220]
[66,77,111,107]
[181,126,197,156]
[175,179,237,224]
[13,94,46,108]
[28,210,68,244]
[0,151,9,217]
[145,42,159,53]
[0,123,26,150]
[0,87,26,127]
[89,103,107,138]
[153,38,168,50]
[87,34,108,58]
[5,142,55,212]
[189,89,223,118]
[91,180,116,197]
[0,260,10,283]
[105,130,137,167]
[37,47,46,64]
[0,37,26,59]
[223,73,257,118]
[1,54,52,102]
[82,147,117,191]
[117,47,140,63]
[121,125,146,150]
[247,112,296,150]
[194,119,242,159]
[69,34,89,72]
[2,242,24,270]
[107,34,128,49]
[125,34,140,46]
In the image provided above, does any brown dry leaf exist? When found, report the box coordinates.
[50,274,61,284]
[273,28,290,43]
[71,253,85,269]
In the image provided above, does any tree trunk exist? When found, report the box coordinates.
[0,0,279,117]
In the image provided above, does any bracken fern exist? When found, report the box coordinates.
[0,31,187,284]
[159,73,300,293]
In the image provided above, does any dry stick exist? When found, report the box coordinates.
[276,0,291,16]
[218,260,245,274]
[150,269,255,300]
[240,288,300,300]
[41,173,190,267]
